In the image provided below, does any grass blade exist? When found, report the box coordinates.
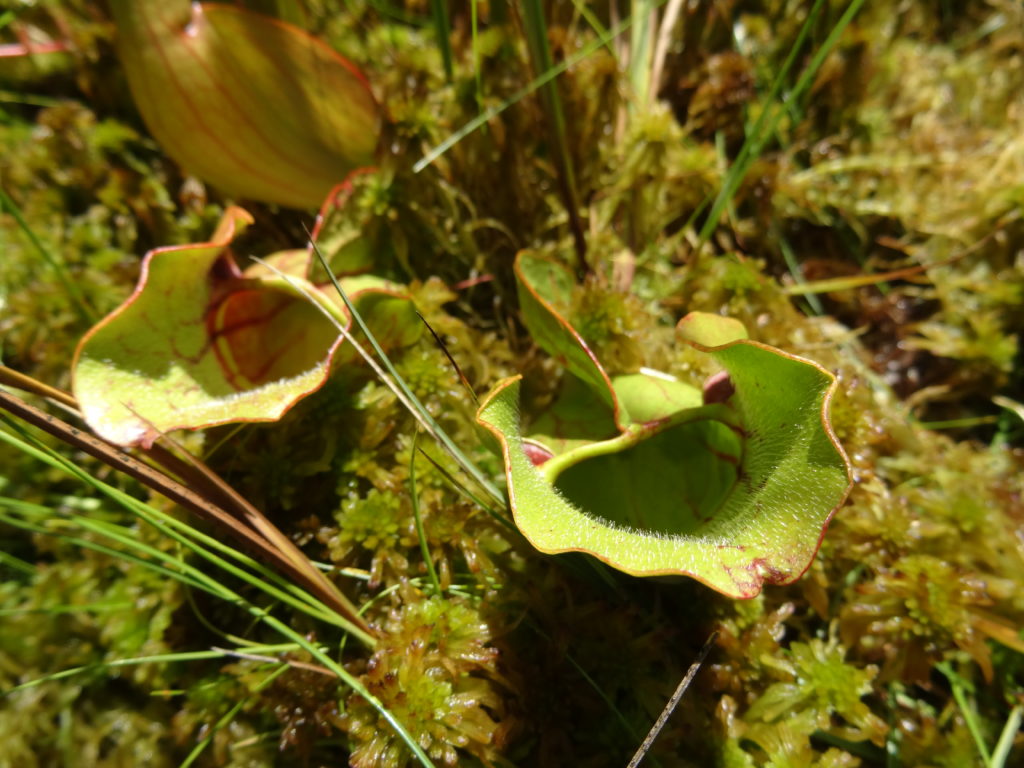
[991,705,1023,768]
[430,0,454,82]
[470,0,482,107]
[0,387,373,639]
[179,663,290,768]
[0,420,437,768]
[409,429,442,593]
[0,186,95,322]
[296,245,505,506]
[414,13,638,173]
[936,661,992,765]
[0,548,35,576]
[626,0,656,104]
[3,646,298,695]
[415,446,514,529]
[520,0,588,271]
[698,0,868,246]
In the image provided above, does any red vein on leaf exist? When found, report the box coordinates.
[137,4,310,198]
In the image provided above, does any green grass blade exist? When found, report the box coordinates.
[520,0,588,269]
[471,0,482,108]
[430,0,454,82]
[0,426,436,768]
[410,430,441,593]
[179,664,290,768]
[0,385,366,630]
[568,0,616,56]
[0,90,63,108]
[258,612,437,767]
[415,446,515,530]
[0,397,372,643]
[3,646,299,695]
[777,227,825,315]
[991,704,1023,768]
[936,661,992,765]
[0,548,35,576]
[627,0,656,104]
[698,0,868,246]
[414,13,637,173]
[0,186,95,322]
[301,247,505,506]
[0,504,211,593]
[0,601,132,616]
[0,418,373,643]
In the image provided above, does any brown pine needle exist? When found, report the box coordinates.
[0,382,374,643]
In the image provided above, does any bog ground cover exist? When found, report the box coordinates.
[1,1,1023,766]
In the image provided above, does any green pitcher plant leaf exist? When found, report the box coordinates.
[109,0,382,208]
[676,310,749,347]
[308,172,387,279]
[73,206,419,447]
[515,251,630,430]
[477,254,852,597]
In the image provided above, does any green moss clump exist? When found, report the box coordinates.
[340,589,508,767]
[328,487,415,587]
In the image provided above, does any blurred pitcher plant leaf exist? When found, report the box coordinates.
[476,252,852,597]
[108,0,382,208]
[72,205,419,447]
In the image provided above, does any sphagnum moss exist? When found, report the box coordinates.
[340,589,507,768]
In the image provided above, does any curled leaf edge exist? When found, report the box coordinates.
[476,338,853,596]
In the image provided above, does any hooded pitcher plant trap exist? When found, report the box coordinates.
[475,252,852,597]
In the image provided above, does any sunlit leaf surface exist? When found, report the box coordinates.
[110,0,382,208]
[477,253,852,596]
[73,206,418,446]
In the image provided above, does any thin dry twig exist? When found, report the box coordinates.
[625,630,719,768]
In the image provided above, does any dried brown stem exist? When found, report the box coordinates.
[0,376,374,643]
